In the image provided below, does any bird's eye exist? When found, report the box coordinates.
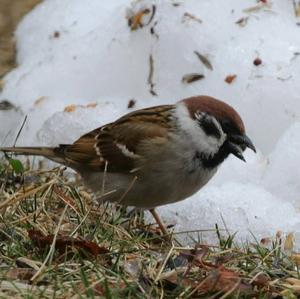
[195,112,221,139]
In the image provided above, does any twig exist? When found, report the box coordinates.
[13,115,27,147]
[148,54,157,96]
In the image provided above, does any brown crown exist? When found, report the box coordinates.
[181,95,245,134]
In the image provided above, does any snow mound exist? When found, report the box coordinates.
[1,0,300,246]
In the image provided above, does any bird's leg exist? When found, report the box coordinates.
[149,208,169,236]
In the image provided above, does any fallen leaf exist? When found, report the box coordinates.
[225,74,237,84]
[127,5,155,31]
[64,104,77,113]
[5,268,36,281]
[194,51,213,70]
[182,73,205,84]
[64,103,97,113]
[28,229,109,256]
[198,267,252,294]
[86,102,97,108]
[34,96,47,106]
[251,273,270,289]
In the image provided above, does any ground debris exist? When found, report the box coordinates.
[194,51,213,71]
[127,99,136,109]
[182,12,202,24]
[127,5,156,31]
[0,163,299,298]
[182,73,205,84]
[243,2,272,13]
[0,100,16,111]
[224,74,237,84]
[235,17,249,27]
[28,229,109,256]
[292,0,300,17]
[148,54,157,96]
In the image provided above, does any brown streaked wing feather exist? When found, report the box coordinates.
[55,127,106,169]
[57,105,174,172]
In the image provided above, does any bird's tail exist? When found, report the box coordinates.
[0,146,67,165]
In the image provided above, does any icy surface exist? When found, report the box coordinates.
[1,0,300,245]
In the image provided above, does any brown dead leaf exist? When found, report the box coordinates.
[64,103,97,113]
[225,74,237,84]
[194,267,252,296]
[28,229,109,256]
[127,5,155,31]
[64,104,77,113]
[34,96,47,106]
[182,73,205,84]
[5,268,36,281]
[163,271,197,289]
[178,244,210,267]
[251,273,270,289]
[86,102,97,108]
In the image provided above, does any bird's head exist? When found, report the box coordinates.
[176,96,256,168]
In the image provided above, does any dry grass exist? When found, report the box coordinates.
[0,0,41,80]
[0,159,299,298]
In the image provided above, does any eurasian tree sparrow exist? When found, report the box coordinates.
[1,96,255,233]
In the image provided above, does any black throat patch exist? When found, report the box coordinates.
[200,141,232,169]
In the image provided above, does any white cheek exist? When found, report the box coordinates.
[175,103,226,156]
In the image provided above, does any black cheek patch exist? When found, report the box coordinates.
[198,114,221,139]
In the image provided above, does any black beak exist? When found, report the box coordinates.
[227,134,256,162]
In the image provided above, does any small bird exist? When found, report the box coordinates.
[1,96,255,234]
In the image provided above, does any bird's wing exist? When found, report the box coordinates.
[58,105,173,172]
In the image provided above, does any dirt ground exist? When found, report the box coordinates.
[0,0,41,79]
